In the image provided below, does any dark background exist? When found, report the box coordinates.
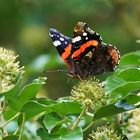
[0,0,139,99]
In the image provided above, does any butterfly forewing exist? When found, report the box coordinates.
[49,28,72,65]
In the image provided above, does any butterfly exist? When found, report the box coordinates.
[49,22,120,79]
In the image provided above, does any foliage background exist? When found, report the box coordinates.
[0,0,139,99]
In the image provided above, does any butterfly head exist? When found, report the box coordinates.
[72,22,102,45]
[73,22,95,37]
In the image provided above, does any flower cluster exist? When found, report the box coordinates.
[88,125,122,140]
[0,47,24,92]
[126,108,140,139]
[71,78,107,111]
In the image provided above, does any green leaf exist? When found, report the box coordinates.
[37,127,83,140]
[43,112,65,133]
[17,113,24,127]
[36,98,57,105]
[105,68,140,94]
[20,99,82,120]
[20,100,52,120]
[109,81,140,100]
[123,94,140,105]
[119,51,140,68]
[105,76,126,94]
[114,68,140,81]
[3,135,18,140]
[93,102,135,121]
[3,106,17,120]
[8,77,46,111]
[52,101,82,116]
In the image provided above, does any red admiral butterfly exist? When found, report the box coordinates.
[49,22,120,79]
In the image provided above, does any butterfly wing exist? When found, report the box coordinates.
[103,43,120,70]
[71,22,103,60]
[49,28,72,65]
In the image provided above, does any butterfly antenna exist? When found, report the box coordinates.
[42,69,67,76]
[44,69,67,73]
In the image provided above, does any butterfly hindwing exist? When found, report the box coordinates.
[103,43,120,70]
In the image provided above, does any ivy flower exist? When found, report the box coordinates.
[126,108,140,139]
[88,125,123,140]
[0,47,24,92]
[71,78,107,111]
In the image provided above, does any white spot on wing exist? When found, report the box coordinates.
[65,41,67,44]
[72,36,81,43]
[83,32,87,36]
[53,40,61,47]
[85,37,88,40]
[60,37,64,41]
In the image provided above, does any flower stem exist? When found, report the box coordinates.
[0,101,8,136]
[71,106,87,131]
[18,113,25,140]
[83,121,94,132]
[0,113,20,128]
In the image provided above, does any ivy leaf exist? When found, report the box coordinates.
[93,101,136,121]
[124,94,140,105]
[119,51,140,68]
[105,68,140,94]
[109,81,140,101]
[3,135,18,140]
[52,101,82,116]
[37,127,83,140]
[20,100,52,120]
[8,77,46,111]
[43,112,65,133]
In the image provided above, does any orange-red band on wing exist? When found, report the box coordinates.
[61,44,72,61]
[72,40,98,58]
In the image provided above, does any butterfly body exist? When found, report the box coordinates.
[49,22,120,79]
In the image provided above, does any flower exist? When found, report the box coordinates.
[71,78,107,111]
[126,108,140,139]
[88,125,123,140]
[0,47,24,92]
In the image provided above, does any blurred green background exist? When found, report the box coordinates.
[0,0,139,99]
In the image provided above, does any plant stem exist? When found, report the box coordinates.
[65,121,72,131]
[71,106,87,131]
[0,101,8,136]
[13,127,19,135]
[18,113,25,140]
[64,117,72,131]
[0,113,20,128]
[83,121,94,132]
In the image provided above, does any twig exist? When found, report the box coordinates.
[0,113,20,128]
[83,121,94,132]
[64,117,72,131]
[71,106,87,131]
[13,127,19,135]
[18,113,25,140]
